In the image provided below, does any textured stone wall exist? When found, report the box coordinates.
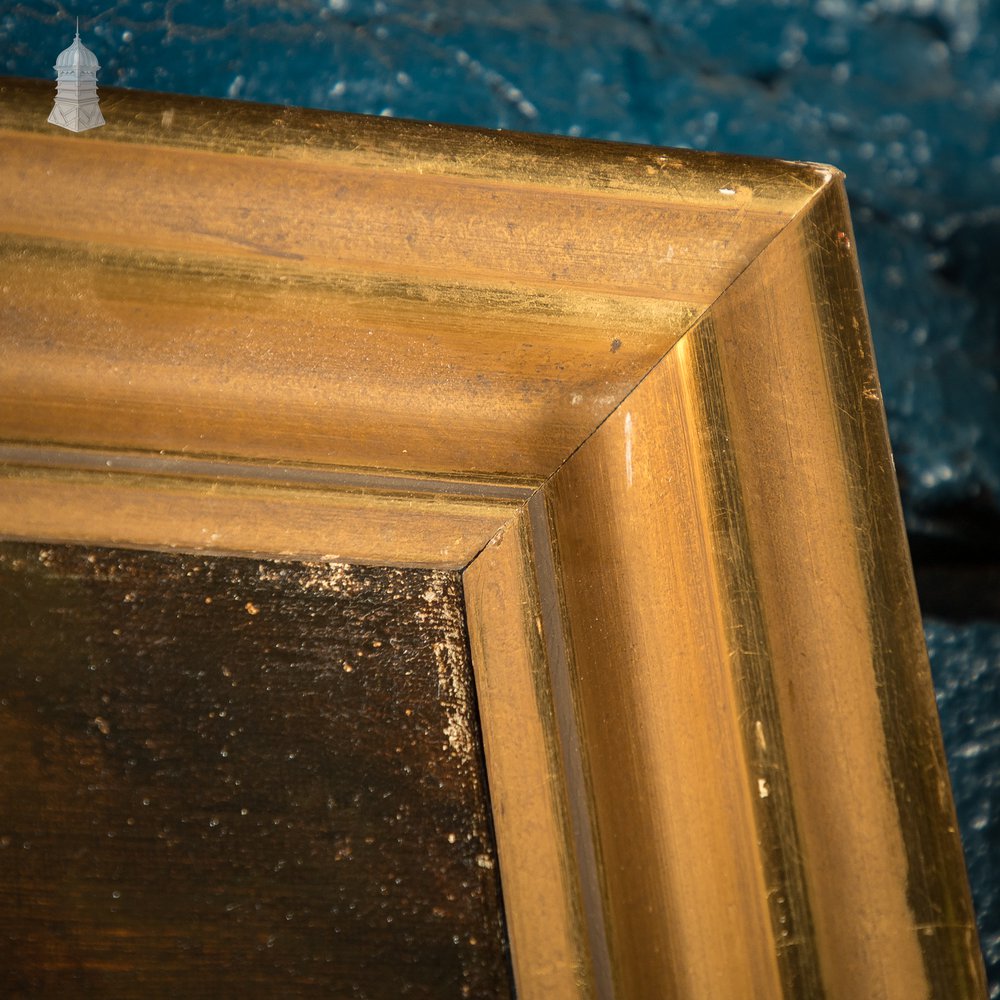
[4,1,997,991]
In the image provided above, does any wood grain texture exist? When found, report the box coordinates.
[0,541,511,999]
[0,77,825,484]
[537,337,786,1000]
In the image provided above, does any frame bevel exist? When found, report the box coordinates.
[0,77,986,998]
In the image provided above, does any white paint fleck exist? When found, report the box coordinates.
[257,560,360,597]
[758,778,770,799]
[434,641,473,758]
[719,186,736,196]
[475,854,495,870]
[570,392,583,406]
[624,411,634,488]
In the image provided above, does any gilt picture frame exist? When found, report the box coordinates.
[0,77,985,997]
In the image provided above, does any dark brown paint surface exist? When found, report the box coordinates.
[0,541,511,998]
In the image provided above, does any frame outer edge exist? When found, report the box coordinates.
[691,178,986,997]
[503,177,985,997]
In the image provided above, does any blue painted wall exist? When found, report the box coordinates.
[3,0,998,990]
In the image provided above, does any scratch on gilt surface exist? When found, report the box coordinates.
[624,411,634,488]
[755,719,768,752]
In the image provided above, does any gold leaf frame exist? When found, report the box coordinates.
[0,78,985,998]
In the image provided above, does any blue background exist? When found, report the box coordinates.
[3,0,998,991]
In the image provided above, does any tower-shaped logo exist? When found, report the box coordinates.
[48,20,105,132]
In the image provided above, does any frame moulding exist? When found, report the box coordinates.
[0,76,986,998]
